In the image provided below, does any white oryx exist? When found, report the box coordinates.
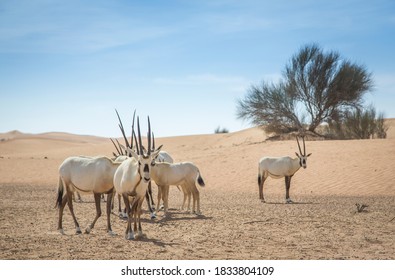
[150,161,205,216]
[111,110,159,220]
[145,135,201,215]
[113,115,161,240]
[258,135,312,203]
[56,156,121,235]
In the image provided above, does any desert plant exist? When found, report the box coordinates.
[355,203,369,213]
[237,43,373,136]
[328,106,388,139]
[214,126,229,134]
[375,112,388,139]
[237,81,302,134]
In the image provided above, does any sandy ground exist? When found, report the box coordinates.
[0,120,394,260]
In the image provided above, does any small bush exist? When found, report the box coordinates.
[327,106,388,139]
[214,126,229,134]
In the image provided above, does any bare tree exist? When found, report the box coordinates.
[237,43,374,136]
[237,81,303,134]
[285,44,373,133]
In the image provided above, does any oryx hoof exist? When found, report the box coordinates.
[150,212,157,219]
[76,227,82,234]
[58,229,65,235]
[260,199,266,203]
[134,231,145,240]
[119,212,128,220]
[108,230,117,236]
[286,199,294,204]
[85,227,91,234]
[125,232,134,240]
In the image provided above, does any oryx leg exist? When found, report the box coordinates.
[106,191,115,235]
[85,193,102,234]
[163,185,170,214]
[147,181,155,211]
[57,194,68,234]
[145,183,156,219]
[181,184,192,212]
[123,194,133,240]
[187,190,192,212]
[180,185,188,211]
[285,176,293,203]
[73,191,82,203]
[117,194,127,219]
[131,197,140,238]
[136,197,145,238]
[258,171,267,203]
[190,182,201,215]
[65,186,82,234]
[156,185,162,211]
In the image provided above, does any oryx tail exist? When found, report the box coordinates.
[197,171,205,187]
[55,177,64,209]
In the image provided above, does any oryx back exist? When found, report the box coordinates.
[59,156,115,193]
[157,151,174,163]
[259,156,297,178]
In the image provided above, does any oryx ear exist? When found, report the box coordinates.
[151,149,161,160]
[307,153,312,157]
[295,152,300,158]
[155,144,163,152]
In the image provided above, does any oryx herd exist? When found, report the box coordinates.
[56,110,311,240]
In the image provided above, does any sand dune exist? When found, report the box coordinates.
[0,122,394,259]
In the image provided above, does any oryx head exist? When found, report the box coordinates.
[115,110,161,183]
[133,116,161,183]
[295,135,312,169]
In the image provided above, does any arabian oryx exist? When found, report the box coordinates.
[145,133,205,215]
[258,135,312,203]
[56,156,121,235]
[113,115,161,240]
[150,161,205,216]
[111,110,160,220]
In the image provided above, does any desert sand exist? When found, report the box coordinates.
[0,120,394,260]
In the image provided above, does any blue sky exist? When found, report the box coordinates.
[0,0,394,137]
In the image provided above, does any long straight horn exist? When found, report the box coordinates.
[115,109,130,149]
[110,138,121,155]
[296,136,303,155]
[152,132,155,151]
[302,135,306,156]
[116,139,124,155]
[130,109,136,151]
[133,130,139,155]
[147,116,151,155]
[137,116,144,155]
